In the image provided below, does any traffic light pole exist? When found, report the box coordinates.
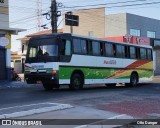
[51,0,57,33]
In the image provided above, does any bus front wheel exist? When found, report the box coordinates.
[126,73,138,87]
[69,73,84,90]
[43,83,53,91]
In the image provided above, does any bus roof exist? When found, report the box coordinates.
[30,33,152,49]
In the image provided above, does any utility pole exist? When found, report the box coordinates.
[51,0,57,33]
[36,0,42,32]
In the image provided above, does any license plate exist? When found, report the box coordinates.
[37,81,42,84]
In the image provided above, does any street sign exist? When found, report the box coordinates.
[65,14,79,26]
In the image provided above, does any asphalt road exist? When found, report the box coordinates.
[0,80,160,119]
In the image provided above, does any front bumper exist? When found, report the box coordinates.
[25,73,59,84]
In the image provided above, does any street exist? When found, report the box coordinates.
[0,78,160,127]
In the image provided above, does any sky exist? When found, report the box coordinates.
[9,0,160,51]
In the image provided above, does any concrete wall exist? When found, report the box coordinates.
[105,13,127,37]
[126,13,160,38]
[105,13,160,39]
[63,8,105,38]
[0,0,9,28]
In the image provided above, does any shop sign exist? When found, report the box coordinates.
[132,36,150,46]
[0,35,10,48]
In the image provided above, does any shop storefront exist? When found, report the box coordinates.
[0,29,24,81]
[0,0,25,80]
[0,34,11,80]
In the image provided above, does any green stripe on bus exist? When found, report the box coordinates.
[59,66,153,79]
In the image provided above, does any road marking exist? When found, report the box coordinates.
[0,102,73,119]
[74,114,134,128]
[0,102,63,111]
[108,114,133,119]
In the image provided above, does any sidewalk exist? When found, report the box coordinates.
[0,81,35,89]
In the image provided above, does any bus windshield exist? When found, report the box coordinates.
[26,38,58,63]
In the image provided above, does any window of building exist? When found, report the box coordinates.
[147,31,156,38]
[15,60,21,63]
[88,31,94,37]
[130,29,141,36]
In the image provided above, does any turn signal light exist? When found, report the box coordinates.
[52,70,57,75]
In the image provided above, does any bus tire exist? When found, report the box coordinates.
[126,73,138,87]
[26,79,36,84]
[53,84,60,89]
[105,83,116,87]
[69,73,84,90]
[43,83,53,91]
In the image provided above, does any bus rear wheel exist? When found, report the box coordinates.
[69,73,84,90]
[105,83,116,87]
[53,84,60,89]
[126,73,138,87]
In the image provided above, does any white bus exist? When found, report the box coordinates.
[25,33,153,90]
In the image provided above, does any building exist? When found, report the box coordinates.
[105,13,160,38]
[0,0,24,80]
[63,8,105,38]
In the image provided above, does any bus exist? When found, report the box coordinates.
[24,33,153,90]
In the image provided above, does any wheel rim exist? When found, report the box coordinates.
[131,74,137,86]
[73,78,81,89]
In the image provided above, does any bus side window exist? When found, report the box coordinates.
[61,39,71,56]
[80,40,87,54]
[136,47,140,59]
[100,42,104,56]
[112,44,116,57]
[116,45,125,58]
[65,40,71,55]
[87,40,92,55]
[105,43,113,57]
[125,46,129,58]
[140,48,147,60]
[92,41,101,56]
[129,46,136,59]
[147,49,152,60]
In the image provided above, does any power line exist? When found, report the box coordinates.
[60,0,150,9]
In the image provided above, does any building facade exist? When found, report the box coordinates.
[105,13,160,38]
[0,0,24,80]
[63,8,105,38]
